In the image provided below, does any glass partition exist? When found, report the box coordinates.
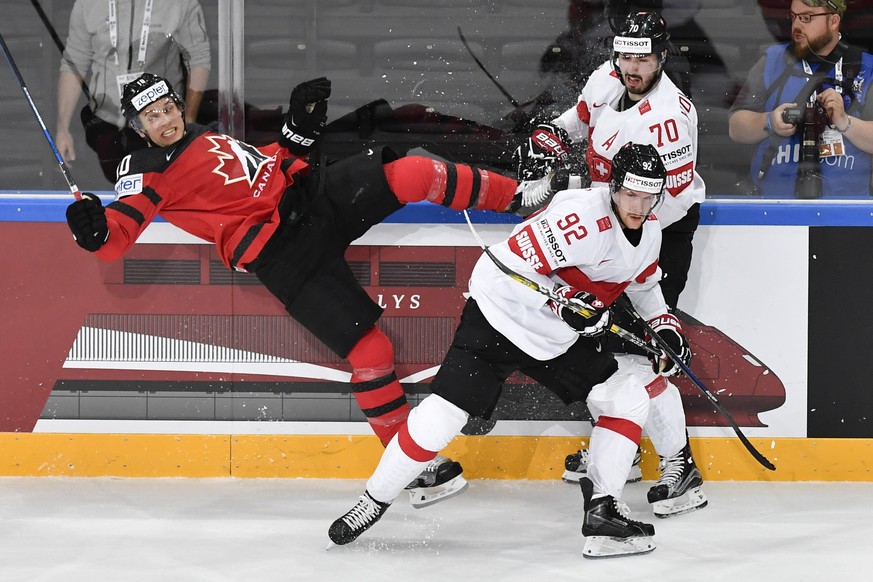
[2,0,873,198]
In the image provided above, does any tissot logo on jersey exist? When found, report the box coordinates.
[661,144,693,164]
[205,135,274,193]
[537,218,568,266]
[665,161,694,196]
[508,226,547,273]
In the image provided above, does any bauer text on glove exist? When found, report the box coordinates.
[647,313,692,376]
[513,121,572,182]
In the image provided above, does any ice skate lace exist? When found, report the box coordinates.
[423,455,449,473]
[656,453,685,487]
[518,173,554,208]
[614,499,632,516]
[343,494,381,530]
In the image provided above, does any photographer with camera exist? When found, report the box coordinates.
[729,0,873,198]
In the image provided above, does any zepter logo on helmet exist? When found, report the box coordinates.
[131,80,169,112]
[120,73,184,129]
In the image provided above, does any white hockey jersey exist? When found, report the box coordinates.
[554,62,706,228]
[469,186,668,361]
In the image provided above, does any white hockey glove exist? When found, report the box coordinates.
[646,313,692,376]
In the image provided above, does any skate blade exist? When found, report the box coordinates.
[652,486,708,518]
[583,535,656,559]
[408,475,469,509]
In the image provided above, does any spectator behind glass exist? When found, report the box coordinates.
[728,0,873,198]
[56,0,211,184]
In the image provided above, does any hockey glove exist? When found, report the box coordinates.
[549,285,611,337]
[65,194,108,252]
[646,313,692,376]
[512,121,572,181]
[280,77,331,155]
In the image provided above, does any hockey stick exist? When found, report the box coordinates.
[614,296,777,471]
[0,31,81,200]
[457,26,522,109]
[461,210,658,356]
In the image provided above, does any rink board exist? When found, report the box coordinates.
[0,433,870,481]
[2,195,873,480]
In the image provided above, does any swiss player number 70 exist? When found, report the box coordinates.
[648,118,680,147]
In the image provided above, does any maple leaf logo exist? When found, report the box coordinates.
[205,134,271,187]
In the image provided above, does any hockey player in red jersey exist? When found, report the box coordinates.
[516,11,708,517]
[64,72,560,508]
[329,143,692,558]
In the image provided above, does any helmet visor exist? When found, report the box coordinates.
[616,53,661,75]
[611,187,662,217]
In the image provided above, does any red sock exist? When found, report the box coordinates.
[347,326,409,446]
[383,156,516,211]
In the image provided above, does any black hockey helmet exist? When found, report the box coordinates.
[610,142,666,215]
[120,72,185,130]
[611,11,670,79]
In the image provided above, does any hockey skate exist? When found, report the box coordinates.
[405,455,469,509]
[647,441,707,518]
[580,477,656,559]
[562,447,642,485]
[328,491,391,546]
[508,169,578,216]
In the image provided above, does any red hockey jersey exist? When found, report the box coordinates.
[97,124,309,271]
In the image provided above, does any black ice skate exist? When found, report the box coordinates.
[328,491,391,546]
[580,477,656,559]
[562,447,642,485]
[647,441,708,518]
[509,169,579,216]
[405,455,468,509]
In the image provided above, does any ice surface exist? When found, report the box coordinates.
[0,477,869,581]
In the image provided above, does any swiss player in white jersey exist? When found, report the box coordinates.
[518,11,708,518]
[329,144,692,559]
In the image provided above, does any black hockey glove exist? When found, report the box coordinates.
[646,313,692,376]
[65,194,108,252]
[549,285,611,337]
[512,121,572,181]
[280,77,331,156]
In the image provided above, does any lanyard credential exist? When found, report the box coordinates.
[801,56,844,102]
[108,0,154,70]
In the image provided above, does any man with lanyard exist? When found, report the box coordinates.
[729,0,873,198]
[512,11,707,519]
[57,0,211,183]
